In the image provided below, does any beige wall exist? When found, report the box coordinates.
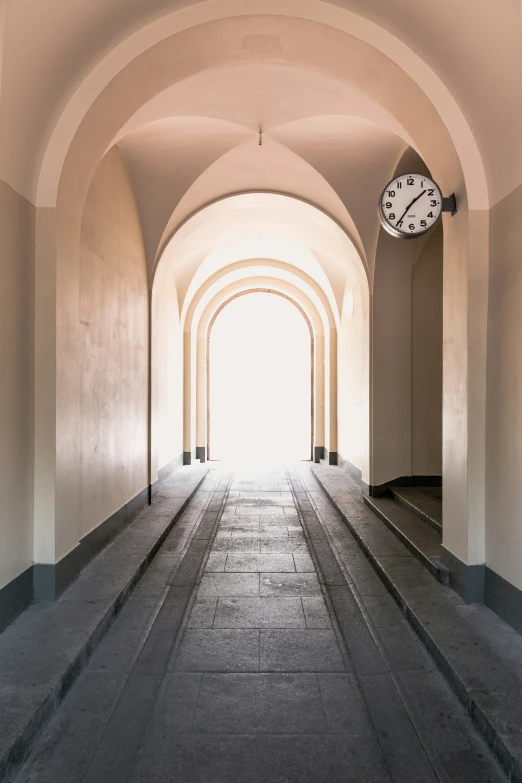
[411,225,443,475]
[151,267,183,477]
[337,280,369,481]
[486,184,522,591]
[0,180,34,588]
[79,147,148,538]
[371,230,415,486]
[441,207,489,569]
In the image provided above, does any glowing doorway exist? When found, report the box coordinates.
[208,291,312,462]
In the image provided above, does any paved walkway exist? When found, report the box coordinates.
[13,466,505,783]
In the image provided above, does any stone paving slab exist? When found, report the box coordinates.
[224,553,296,572]
[191,672,329,734]
[128,731,392,783]
[213,596,308,628]
[311,463,522,783]
[0,464,209,782]
[259,629,345,671]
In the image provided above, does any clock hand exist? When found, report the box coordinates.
[397,190,426,225]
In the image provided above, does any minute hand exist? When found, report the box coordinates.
[397,190,426,225]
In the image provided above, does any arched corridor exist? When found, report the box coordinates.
[0,2,521,781]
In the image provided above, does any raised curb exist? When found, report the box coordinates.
[391,487,443,534]
[0,465,209,782]
[363,494,449,584]
[312,464,522,783]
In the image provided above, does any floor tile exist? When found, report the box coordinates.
[257,514,292,525]
[212,538,261,553]
[198,573,259,596]
[302,596,333,628]
[260,538,309,553]
[260,573,322,596]
[230,527,288,538]
[172,629,260,671]
[191,673,328,734]
[205,553,227,572]
[225,553,295,572]
[293,553,315,572]
[260,629,345,671]
[186,597,218,628]
[245,735,392,783]
[214,597,307,628]
[220,517,261,527]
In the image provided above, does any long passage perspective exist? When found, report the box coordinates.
[11,465,506,782]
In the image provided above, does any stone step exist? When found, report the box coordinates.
[391,486,442,534]
[363,495,449,584]
[0,465,210,783]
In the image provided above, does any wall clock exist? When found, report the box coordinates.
[378,173,456,239]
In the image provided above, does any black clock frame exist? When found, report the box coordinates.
[378,174,457,239]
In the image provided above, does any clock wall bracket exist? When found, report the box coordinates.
[442,193,457,215]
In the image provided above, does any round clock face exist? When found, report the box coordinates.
[379,174,442,238]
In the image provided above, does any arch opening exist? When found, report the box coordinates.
[207,290,312,465]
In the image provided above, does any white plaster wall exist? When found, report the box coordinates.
[442,208,488,569]
[486,184,522,590]
[0,179,34,588]
[151,268,183,475]
[411,225,443,476]
[0,0,5,100]
[79,147,148,538]
[337,280,369,481]
[371,230,415,486]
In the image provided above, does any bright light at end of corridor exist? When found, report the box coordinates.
[209,292,312,465]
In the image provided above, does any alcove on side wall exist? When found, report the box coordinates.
[411,224,443,477]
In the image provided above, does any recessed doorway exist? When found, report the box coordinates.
[208,290,312,463]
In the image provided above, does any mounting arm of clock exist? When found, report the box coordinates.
[442,194,457,215]
[378,173,457,239]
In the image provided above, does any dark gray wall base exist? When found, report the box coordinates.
[196,446,206,463]
[485,567,522,636]
[0,566,34,633]
[313,446,325,464]
[337,453,362,483]
[364,476,411,497]
[441,546,485,603]
[323,448,338,466]
[367,474,443,497]
[34,485,151,602]
[412,475,443,487]
[183,449,197,465]
[2,453,190,628]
